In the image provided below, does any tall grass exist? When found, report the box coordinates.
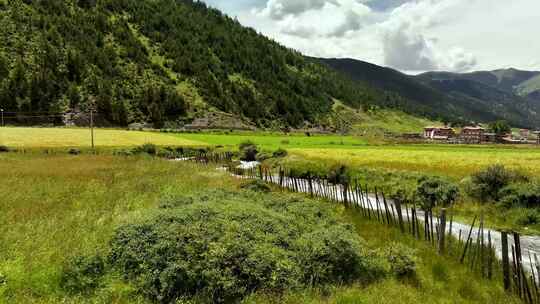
[0,154,235,303]
[0,153,521,303]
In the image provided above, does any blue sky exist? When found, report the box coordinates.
[202,0,540,73]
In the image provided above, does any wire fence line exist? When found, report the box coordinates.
[176,151,540,304]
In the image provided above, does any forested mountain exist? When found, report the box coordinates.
[417,69,540,102]
[0,0,538,129]
[0,0,393,128]
[318,58,540,128]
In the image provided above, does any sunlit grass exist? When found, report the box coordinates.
[291,145,540,179]
[0,127,204,148]
[172,132,367,150]
[0,154,235,303]
[0,153,520,303]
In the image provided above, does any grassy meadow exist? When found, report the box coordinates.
[0,127,205,148]
[0,153,519,304]
[289,144,540,179]
[174,132,367,150]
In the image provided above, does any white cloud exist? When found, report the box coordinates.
[229,0,540,73]
[382,22,438,71]
[379,0,477,72]
[259,0,338,20]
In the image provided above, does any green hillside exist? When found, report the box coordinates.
[318,58,540,128]
[0,0,392,128]
[517,74,540,99]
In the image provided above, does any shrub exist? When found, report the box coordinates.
[327,165,350,185]
[293,228,382,285]
[239,141,258,161]
[417,176,459,210]
[68,148,81,155]
[384,243,417,277]
[108,191,381,303]
[499,183,540,208]
[0,145,9,153]
[60,255,106,294]
[157,149,175,159]
[241,180,272,193]
[515,209,540,226]
[390,188,413,205]
[239,140,256,150]
[272,148,288,158]
[114,149,133,156]
[132,143,157,155]
[468,165,528,202]
[255,152,272,162]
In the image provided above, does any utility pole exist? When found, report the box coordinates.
[88,97,96,149]
[1,109,4,127]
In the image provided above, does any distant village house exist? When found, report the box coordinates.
[460,126,485,144]
[423,126,455,140]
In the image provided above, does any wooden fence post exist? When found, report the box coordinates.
[460,216,477,264]
[502,231,511,291]
[438,208,447,254]
[308,174,314,197]
[395,198,405,233]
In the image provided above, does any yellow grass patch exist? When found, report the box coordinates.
[293,145,540,179]
[0,127,205,148]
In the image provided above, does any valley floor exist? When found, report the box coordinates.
[0,153,520,303]
[2,127,540,233]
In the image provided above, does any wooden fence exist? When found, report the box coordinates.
[177,153,540,303]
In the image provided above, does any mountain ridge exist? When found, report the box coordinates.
[317,57,540,128]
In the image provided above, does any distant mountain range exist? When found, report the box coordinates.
[417,69,540,101]
[317,58,540,128]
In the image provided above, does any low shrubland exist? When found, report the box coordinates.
[66,189,386,303]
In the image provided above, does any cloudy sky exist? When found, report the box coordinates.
[203,0,540,74]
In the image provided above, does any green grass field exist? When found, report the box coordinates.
[173,132,367,150]
[0,127,204,148]
[290,144,540,179]
[4,127,540,181]
[0,153,518,303]
[3,127,540,234]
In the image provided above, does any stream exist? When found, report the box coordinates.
[225,163,540,274]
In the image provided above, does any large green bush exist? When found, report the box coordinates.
[417,176,459,210]
[384,243,417,278]
[106,190,383,303]
[467,165,528,202]
[499,183,540,208]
